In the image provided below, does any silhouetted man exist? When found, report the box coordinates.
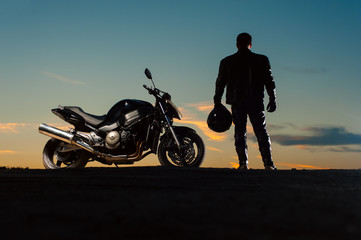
[214,33,277,170]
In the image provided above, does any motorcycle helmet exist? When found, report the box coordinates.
[207,104,232,133]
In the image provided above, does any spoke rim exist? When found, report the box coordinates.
[167,137,198,166]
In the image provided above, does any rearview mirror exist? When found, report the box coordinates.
[144,68,152,80]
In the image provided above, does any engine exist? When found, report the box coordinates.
[86,130,134,152]
[85,103,152,154]
[105,130,134,151]
[105,131,120,149]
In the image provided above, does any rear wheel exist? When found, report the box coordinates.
[42,138,89,169]
[158,129,205,167]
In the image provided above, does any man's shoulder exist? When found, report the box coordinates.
[251,51,268,58]
[251,52,269,62]
[220,53,238,64]
[221,51,269,61]
[220,51,270,65]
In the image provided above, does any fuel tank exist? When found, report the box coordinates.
[99,99,154,132]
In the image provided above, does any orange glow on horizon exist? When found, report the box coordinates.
[0,150,16,154]
[175,119,227,142]
[187,102,214,112]
[230,162,239,169]
[197,105,213,112]
[0,123,30,133]
[206,146,223,153]
[229,161,330,170]
[296,145,311,150]
[278,163,330,170]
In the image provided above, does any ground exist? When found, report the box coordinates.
[0,167,360,240]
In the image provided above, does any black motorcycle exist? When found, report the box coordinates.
[38,69,205,169]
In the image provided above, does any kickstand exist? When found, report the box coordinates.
[114,164,119,168]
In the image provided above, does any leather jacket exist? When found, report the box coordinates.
[214,49,276,110]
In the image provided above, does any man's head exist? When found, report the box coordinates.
[237,33,252,50]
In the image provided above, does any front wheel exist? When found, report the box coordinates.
[158,129,205,167]
[42,138,89,169]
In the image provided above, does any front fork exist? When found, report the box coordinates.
[158,102,181,150]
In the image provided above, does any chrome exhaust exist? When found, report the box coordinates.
[39,123,74,144]
[39,123,97,153]
[38,123,144,164]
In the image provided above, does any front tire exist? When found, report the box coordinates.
[158,129,205,167]
[42,138,89,169]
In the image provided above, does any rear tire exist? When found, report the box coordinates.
[158,129,205,167]
[43,138,89,169]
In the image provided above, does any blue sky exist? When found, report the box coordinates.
[1,0,361,169]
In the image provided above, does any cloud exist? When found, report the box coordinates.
[187,102,214,112]
[326,146,361,153]
[176,102,231,142]
[0,123,70,134]
[176,119,227,142]
[206,146,223,153]
[0,123,30,133]
[0,150,16,154]
[267,124,287,131]
[229,162,239,169]
[272,126,361,146]
[295,145,312,150]
[41,71,85,85]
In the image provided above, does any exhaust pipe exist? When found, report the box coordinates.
[38,123,144,164]
[39,123,97,153]
[39,123,75,145]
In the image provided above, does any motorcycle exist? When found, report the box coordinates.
[38,69,205,169]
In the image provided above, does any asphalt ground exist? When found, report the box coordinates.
[0,167,360,240]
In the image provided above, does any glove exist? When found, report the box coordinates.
[267,99,276,112]
[214,102,222,108]
[214,97,222,108]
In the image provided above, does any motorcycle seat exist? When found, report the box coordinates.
[64,106,107,127]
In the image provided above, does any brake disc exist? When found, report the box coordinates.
[167,138,195,165]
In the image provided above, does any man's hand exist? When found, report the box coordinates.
[267,99,276,112]
[214,102,223,108]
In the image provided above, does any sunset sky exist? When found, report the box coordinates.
[1,0,361,169]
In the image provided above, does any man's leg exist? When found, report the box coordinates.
[249,110,276,170]
[232,105,248,170]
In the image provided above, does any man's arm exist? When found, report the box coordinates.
[214,60,228,105]
[264,57,277,112]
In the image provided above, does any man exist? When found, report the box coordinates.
[214,33,277,170]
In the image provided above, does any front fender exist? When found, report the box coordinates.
[172,126,196,134]
[160,126,196,142]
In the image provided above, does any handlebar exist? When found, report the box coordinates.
[143,84,170,101]
[143,84,151,91]
[143,84,160,96]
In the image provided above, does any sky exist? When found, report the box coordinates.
[1,0,361,169]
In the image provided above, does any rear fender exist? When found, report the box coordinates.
[52,108,89,131]
[52,108,84,122]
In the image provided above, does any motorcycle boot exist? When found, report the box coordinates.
[260,148,277,170]
[236,147,249,170]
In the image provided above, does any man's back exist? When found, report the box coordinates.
[215,49,275,110]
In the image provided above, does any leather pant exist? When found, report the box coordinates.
[231,104,273,165]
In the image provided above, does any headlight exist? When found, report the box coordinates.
[166,100,182,120]
[162,93,171,101]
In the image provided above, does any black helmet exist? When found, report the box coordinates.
[207,104,232,133]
